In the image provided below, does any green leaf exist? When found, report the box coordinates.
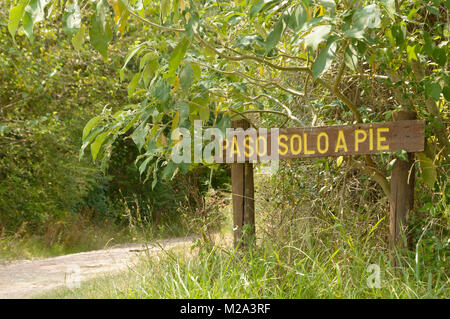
[131,122,149,151]
[320,0,335,15]
[426,5,439,15]
[344,44,358,71]
[236,35,262,50]
[249,0,272,18]
[417,153,437,188]
[139,52,157,70]
[142,64,155,88]
[139,156,153,176]
[185,13,199,38]
[152,80,170,104]
[394,149,408,162]
[288,4,307,31]
[72,25,85,50]
[91,132,108,160]
[443,85,450,101]
[345,4,381,39]
[122,42,147,70]
[160,0,170,19]
[8,0,28,39]
[128,73,141,97]
[89,0,113,59]
[265,19,285,53]
[380,0,396,20]
[352,4,381,29]
[422,31,434,57]
[192,63,201,80]
[303,25,331,52]
[199,107,210,122]
[168,37,190,78]
[391,25,405,46]
[120,114,139,134]
[179,63,194,93]
[433,47,447,67]
[407,45,417,62]
[162,162,176,180]
[63,2,81,36]
[336,156,343,167]
[312,37,338,79]
[425,81,441,101]
[83,115,102,140]
[22,0,48,41]
[178,101,190,123]
[217,113,231,135]
[22,13,33,41]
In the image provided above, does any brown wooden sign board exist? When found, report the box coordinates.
[228,114,425,251]
[221,120,425,163]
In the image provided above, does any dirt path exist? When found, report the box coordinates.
[0,236,195,299]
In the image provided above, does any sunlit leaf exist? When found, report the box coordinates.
[345,4,381,39]
[303,25,331,52]
[62,2,81,36]
[265,19,285,53]
[72,25,85,50]
[82,116,102,140]
[168,37,190,78]
[91,132,108,160]
[8,0,28,39]
[132,122,149,151]
[312,36,338,79]
[417,153,437,188]
[89,0,113,59]
[180,63,195,93]
[128,73,141,97]
[336,156,343,167]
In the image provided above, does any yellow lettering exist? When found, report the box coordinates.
[257,135,267,156]
[303,133,315,155]
[231,135,241,157]
[317,132,329,154]
[335,130,348,152]
[290,134,302,155]
[354,129,367,152]
[278,134,288,155]
[244,136,254,157]
[369,128,374,150]
[377,128,389,151]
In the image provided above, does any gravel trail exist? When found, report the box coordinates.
[0,236,194,299]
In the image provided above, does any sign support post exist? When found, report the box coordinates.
[231,119,255,249]
[389,110,417,251]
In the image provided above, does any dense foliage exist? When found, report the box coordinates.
[0,1,222,254]
[2,0,448,273]
[6,0,446,196]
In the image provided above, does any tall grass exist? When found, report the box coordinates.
[38,162,448,299]
[38,228,448,299]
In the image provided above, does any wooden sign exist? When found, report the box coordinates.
[229,112,425,251]
[221,120,424,162]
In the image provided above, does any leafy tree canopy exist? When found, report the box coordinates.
[7,0,449,195]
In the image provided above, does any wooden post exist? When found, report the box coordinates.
[389,110,417,251]
[231,119,255,248]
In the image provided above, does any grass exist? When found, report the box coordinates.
[0,219,190,262]
[0,225,132,261]
[37,229,448,299]
[10,170,450,299]
[0,200,196,261]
